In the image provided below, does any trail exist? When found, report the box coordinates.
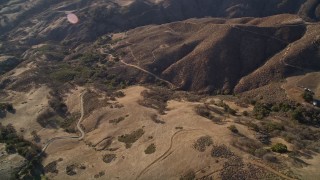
[120,59,176,89]
[135,129,202,180]
[40,90,87,153]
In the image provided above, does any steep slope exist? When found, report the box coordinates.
[114,14,319,93]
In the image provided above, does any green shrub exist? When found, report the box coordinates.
[302,91,313,102]
[144,143,156,154]
[271,143,288,153]
[118,129,144,148]
[50,69,78,83]
[253,103,271,119]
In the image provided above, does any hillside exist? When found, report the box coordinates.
[1,0,320,180]
[113,14,319,93]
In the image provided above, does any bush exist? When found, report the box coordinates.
[193,136,213,152]
[195,105,214,120]
[144,144,156,154]
[302,91,313,102]
[103,154,116,163]
[180,170,196,180]
[253,103,271,119]
[242,111,249,116]
[271,143,288,153]
[118,129,144,148]
[228,125,238,134]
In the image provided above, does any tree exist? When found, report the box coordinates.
[302,91,313,102]
[271,143,287,153]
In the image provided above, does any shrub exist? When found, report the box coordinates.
[211,145,234,158]
[109,116,126,125]
[180,170,196,180]
[144,144,156,154]
[118,129,144,148]
[302,91,313,102]
[193,136,213,152]
[103,154,116,163]
[242,111,249,116]
[271,143,288,153]
[50,69,78,83]
[253,103,271,119]
[195,105,214,120]
[228,125,238,134]
[150,114,165,124]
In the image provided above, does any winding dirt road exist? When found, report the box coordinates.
[41,90,87,153]
[135,129,202,180]
[120,59,176,89]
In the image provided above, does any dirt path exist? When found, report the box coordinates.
[120,59,176,89]
[135,129,202,180]
[41,90,87,153]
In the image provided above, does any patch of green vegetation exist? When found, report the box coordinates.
[50,69,78,83]
[139,87,174,114]
[302,91,314,103]
[193,136,213,152]
[0,123,44,179]
[144,143,156,154]
[261,122,284,133]
[253,103,271,120]
[118,128,145,148]
[271,143,288,153]
[0,102,14,118]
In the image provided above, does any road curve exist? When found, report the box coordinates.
[135,129,203,180]
[40,90,87,153]
[120,59,176,89]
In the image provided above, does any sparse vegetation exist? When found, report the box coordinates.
[109,116,127,125]
[138,87,173,114]
[228,125,239,134]
[103,154,116,163]
[44,160,58,174]
[180,170,196,180]
[195,105,214,120]
[253,103,271,120]
[144,143,156,154]
[66,165,77,176]
[118,128,145,148]
[0,102,14,118]
[271,143,288,153]
[302,90,314,103]
[232,137,262,155]
[0,123,44,179]
[150,114,165,124]
[211,145,234,158]
[193,136,213,152]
